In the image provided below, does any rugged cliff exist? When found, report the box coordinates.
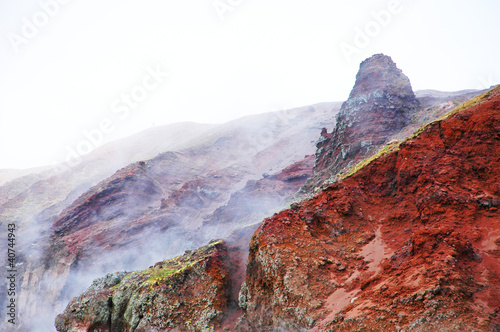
[55,240,231,332]
[303,54,420,192]
[301,54,486,197]
[51,52,499,331]
[239,86,500,331]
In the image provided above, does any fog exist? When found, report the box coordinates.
[1,1,500,169]
[0,103,337,331]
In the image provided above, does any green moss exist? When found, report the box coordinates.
[323,140,402,185]
[207,239,224,247]
[142,240,223,288]
[143,260,200,288]
[344,140,400,179]
[110,240,225,291]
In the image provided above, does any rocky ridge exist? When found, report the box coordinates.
[53,58,500,331]
[238,86,500,331]
[202,155,315,233]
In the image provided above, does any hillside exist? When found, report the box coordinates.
[240,86,500,331]
[0,102,340,331]
[56,85,500,331]
[53,57,499,331]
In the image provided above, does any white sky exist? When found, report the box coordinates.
[1,0,499,169]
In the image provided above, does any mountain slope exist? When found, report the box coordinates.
[239,86,500,331]
[3,102,340,331]
[202,155,316,234]
[301,54,486,195]
[54,86,500,331]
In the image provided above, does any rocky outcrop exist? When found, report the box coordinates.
[238,86,500,331]
[303,54,420,192]
[55,240,231,332]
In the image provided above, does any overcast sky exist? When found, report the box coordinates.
[1,0,499,169]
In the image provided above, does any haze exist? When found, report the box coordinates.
[0,0,499,169]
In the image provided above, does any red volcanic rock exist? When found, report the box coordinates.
[160,176,222,209]
[304,54,420,192]
[273,154,315,182]
[238,87,500,331]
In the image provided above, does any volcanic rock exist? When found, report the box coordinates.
[304,54,420,191]
[5,103,340,331]
[238,86,500,331]
[55,240,231,332]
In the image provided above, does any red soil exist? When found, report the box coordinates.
[239,87,500,331]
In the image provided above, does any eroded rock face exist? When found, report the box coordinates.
[238,87,500,331]
[55,240,230,332]
[304,54,420,191]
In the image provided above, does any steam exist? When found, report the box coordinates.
[0,103,340,331]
